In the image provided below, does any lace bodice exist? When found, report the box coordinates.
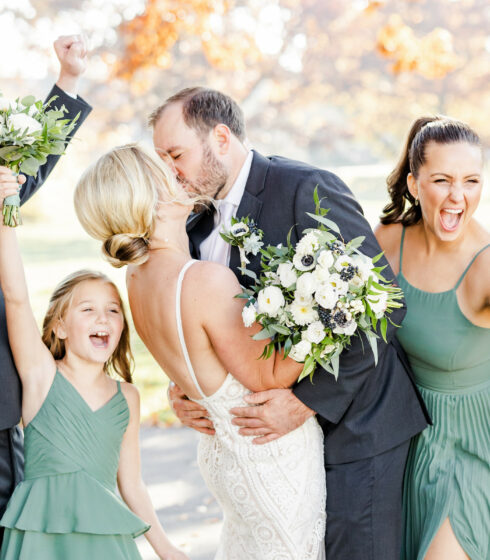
[175,261,326,559]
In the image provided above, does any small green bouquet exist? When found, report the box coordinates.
[0,93,79,226]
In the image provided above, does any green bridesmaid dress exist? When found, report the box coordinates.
[397,228,490,560]
[0,371,149,560]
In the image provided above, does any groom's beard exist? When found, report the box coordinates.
[180,143,228,213]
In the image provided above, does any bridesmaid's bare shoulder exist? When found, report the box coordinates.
[374,222,404,273]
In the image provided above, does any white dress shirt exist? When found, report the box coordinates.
[200,151,253,266]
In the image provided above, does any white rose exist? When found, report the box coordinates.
[296,272,316,297]
[314,285,338,310]
[257,286,285,318]
[242,304,257,327]
[312,265,331,284]
[367,290,389,318]
[289,340,312,362]
[8,112,42,136]
[289,298,318,326]
[230,222,249,237]
[303,321,326,344]
[277,262,297,288]
[317,250,334,269]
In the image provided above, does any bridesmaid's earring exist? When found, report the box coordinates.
[414,198,419,206]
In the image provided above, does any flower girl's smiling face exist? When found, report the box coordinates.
[408,141,483,241]
[56,280,124,364]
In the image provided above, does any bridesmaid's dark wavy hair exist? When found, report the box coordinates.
[380,116,481,226]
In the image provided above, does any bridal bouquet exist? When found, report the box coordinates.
[0,93,79,226]
[223,189,404,381]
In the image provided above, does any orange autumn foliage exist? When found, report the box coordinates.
[376,15,460,78]
[114,0,260,80]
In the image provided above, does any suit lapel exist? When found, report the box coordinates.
[230,151,270,282]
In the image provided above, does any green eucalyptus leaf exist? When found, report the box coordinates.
[19,157,40,176]
[305,212,340,234]
[252,327,275,341]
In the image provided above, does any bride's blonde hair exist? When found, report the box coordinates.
[74,143,204,268]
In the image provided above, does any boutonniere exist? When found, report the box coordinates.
[220,216,264,269]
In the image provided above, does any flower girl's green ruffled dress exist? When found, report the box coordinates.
[0,371,149,560]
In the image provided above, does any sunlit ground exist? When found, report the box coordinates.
[19,160,489,424]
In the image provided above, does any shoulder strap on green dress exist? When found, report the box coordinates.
[454,243,490,290]
[399,226,406,274]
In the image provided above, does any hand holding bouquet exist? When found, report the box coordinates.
[226,189,404,381]
[0,93,79,226]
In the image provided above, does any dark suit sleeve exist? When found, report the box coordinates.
[292,171,407,424]
[19,84,92,206]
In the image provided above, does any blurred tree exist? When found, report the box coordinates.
[111,0,490,164]
[2,0,489,164]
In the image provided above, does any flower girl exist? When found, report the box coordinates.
[0,175,188,560]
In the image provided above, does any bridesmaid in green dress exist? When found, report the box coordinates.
[0,187,188,559]
[375,116,490,560]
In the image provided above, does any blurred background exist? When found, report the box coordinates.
[1,0,489,424]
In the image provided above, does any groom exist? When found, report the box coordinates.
[151,87,430,559]
[0,35,91,545]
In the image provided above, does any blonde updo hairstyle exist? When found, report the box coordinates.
[74,143,203,268]
[42,270,134,383]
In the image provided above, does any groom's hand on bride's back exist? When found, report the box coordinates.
[230,389,315,444]
[168,383,215,435]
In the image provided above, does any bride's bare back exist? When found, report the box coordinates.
[127,252,301,401]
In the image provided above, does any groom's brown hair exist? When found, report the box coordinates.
[148,87,246,141]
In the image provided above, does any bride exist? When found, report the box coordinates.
[74,143,326,560]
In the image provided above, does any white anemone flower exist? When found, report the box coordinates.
[333,321,358,336]
[293,252,316,272]
[230,222,249,237]
[326,273,349,296]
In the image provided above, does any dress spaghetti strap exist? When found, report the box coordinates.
[175,260,207,399]
[454,243,490,290]
[399,226,406,274]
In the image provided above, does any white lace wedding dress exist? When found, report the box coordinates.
[176,261,327,560]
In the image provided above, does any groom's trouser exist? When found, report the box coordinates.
[0,427,24,546]
[325,439,410,560]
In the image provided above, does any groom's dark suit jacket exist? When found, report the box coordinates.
[188,150,430,465]
[0,85,91,431]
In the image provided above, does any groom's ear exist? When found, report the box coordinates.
[212,124,231,155]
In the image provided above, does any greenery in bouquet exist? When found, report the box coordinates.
[0,93,79,226]
[230,188,404,382]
